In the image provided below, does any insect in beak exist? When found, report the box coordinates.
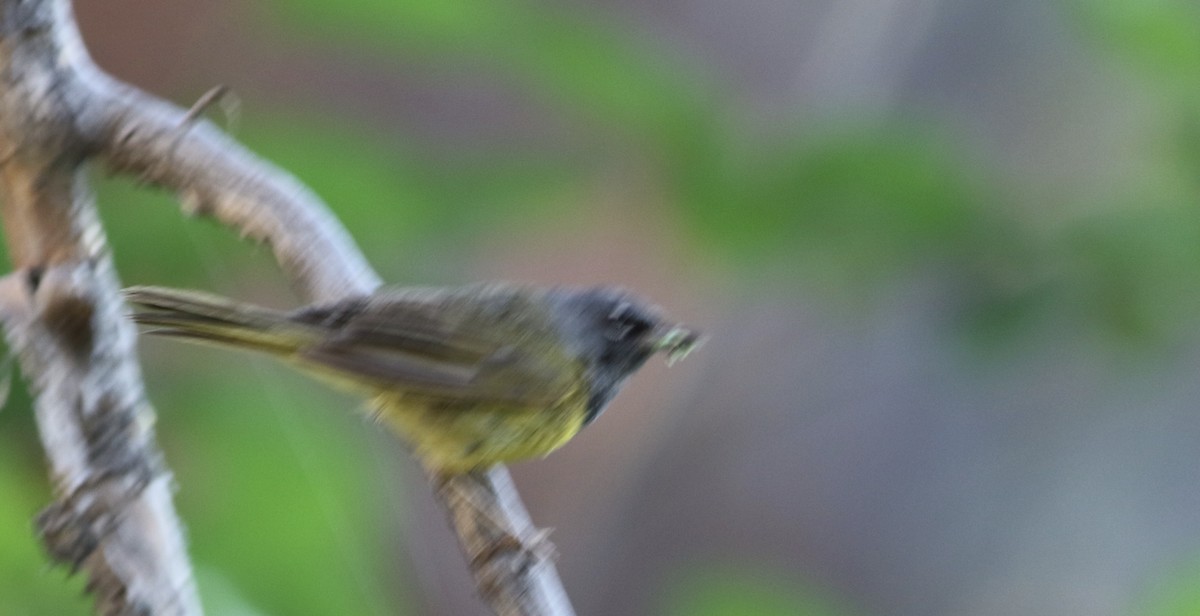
[649,325,704,366]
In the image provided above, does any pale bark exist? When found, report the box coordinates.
[0,0,574,614]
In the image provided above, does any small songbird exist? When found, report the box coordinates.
[125,283,701,473]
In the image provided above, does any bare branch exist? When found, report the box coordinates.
[0,1,201,612]
[88,76,381,302]
[0,264,201,616]
[0,0,576,614]
[436,469,576,616]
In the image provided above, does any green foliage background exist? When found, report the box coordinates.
[2,0,1200,614]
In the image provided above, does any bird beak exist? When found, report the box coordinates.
[649,324,704,366]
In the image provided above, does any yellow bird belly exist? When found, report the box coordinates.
[373,390,589,474]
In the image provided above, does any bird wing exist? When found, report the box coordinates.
[289,290,580,408]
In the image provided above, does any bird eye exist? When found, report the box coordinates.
[606,302,653,341]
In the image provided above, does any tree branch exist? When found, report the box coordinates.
[90,79,381,303]
[0,1,201,613]
[435,469,575,616]
[0,0,575,614]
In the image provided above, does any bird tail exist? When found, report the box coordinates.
[124,286,315,356]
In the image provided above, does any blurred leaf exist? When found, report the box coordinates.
[97,174,268,287]
[1061,203,1200,339]
[1137,555,1200,616]
[679,124,982,278]
[661,564,858,616]
[1067,0,1200,85]
[153,362,407,616]
[260,0,998,267]
[0,435,90,615]
[193,567,271,616]
[261,0,710,140]
[1167,109,1200,194]
[235,110,581,281]
[262,0,994,282]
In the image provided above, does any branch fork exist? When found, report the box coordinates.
[0,0,574,614]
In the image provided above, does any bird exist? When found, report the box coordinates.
[125,283,701,474]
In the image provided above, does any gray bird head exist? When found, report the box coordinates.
[549,286,702,425]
